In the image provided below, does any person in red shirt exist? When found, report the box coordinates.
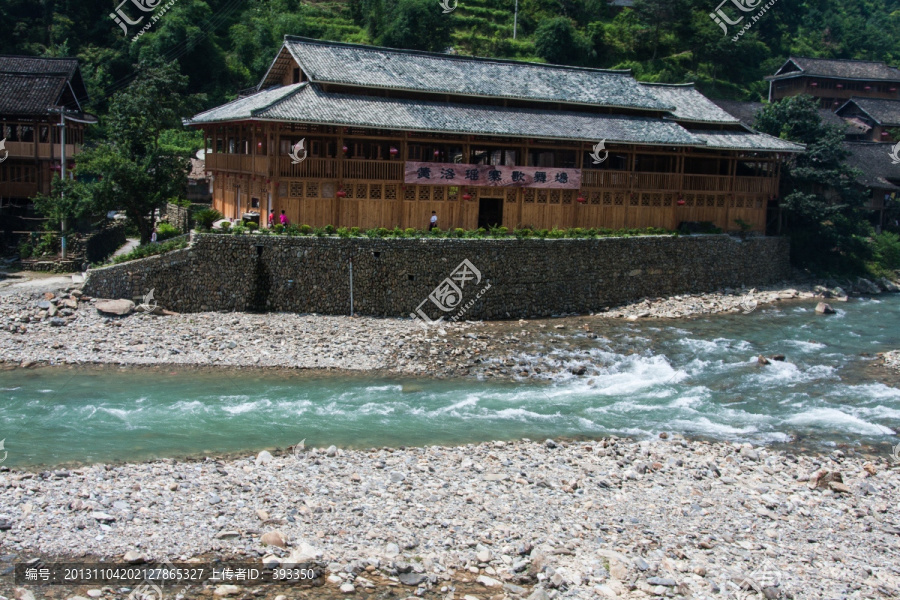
[280,210,288,226]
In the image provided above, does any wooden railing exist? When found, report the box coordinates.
[279,157,339,179]
[3,141,78,159]
[582,170,629,188]
[634,172,680,190]
[343,159,403,181]
[734,177,776,195]
[683,174,731,192]
[0,182,39,197]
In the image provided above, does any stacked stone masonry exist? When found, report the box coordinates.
[83,234,791,319]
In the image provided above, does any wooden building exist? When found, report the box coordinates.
[766,57,900,109]
[189,37,802,232]
[0,56,94,212]
[835,97,900,142]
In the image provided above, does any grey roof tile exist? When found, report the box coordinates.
[189,83,804,152]
[278,37,671,111]
[844,142,900,189]
[0,55,87,115]
[689,130,804,152]
[640,84,739,124]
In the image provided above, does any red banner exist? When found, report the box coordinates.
[405,162,581,189]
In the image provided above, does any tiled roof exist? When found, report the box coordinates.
[0,55,78,76]
[270,37,671,111]
[711,99,849,131]
[844,142,900,190]
[0,55,86,115]
[838,97,900,126]
[0,73,70,115]
[709,99,764,128]
[640,84,740,124]
[689,130,804,153]
[769,57,900,81]
[189,83,804,152]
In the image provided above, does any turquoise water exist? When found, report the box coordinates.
[1,297,899,467]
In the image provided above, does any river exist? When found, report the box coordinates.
[1,297,898,467]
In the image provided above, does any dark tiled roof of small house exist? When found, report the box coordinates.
[189,82,804,152]
[711,99,850,132]
[709,99,765,128]
[844,142,900,190]
[0,55,87,115]
[260,37,672,112]
[769,57,900,82]
[640,84,740,124]
[837,97,900,127]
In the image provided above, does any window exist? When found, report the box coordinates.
[471,147,518,166]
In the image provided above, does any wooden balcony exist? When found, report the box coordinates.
[634,172,681,190]
[582,170,629,188]
[279,157,338,179]
[3,141,78,159]
[342,159,403,181]
[205,153,268,175]
[683,174,731,192]
[0,181,38,197]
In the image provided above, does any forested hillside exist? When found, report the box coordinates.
[4,0,900,119]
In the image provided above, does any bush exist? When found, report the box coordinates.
[232,224,247,235]
[195,209,223,230]
[873,231,900,270]
[111,238,188,264]
[246,222,258,232]
[273,224,284,234]
[299,224,312,235]
[156,222,180,240]
[219,221,231,232]
[324,224,336,235]
[18,241,33,259]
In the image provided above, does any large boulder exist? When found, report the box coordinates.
[95,299,135,316]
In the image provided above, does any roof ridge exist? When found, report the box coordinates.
[790,55,895,66]
[639,82,696,88]
[282,35,635,76]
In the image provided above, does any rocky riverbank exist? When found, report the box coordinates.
[1,274,896,380]
[1,437,898,600]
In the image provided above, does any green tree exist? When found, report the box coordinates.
[533,17,591,65]
[376,0,452,52]
[78,61,193,244]
[31,176,94,231]
[755,95,871,273]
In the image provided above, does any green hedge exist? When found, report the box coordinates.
[108,238,188,265]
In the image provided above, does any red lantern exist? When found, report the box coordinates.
[882,131,889,136]
[389,147,398,156]
[462,193,473,201]
[577,195,586,204]
[864,86,872,90]
[433,150,440,158]
[677,199,686,206]
[342,145,348,154]
[891,87,897,92]
[810,82,818,87]
[336,186,347,198]
[836,84,843,89]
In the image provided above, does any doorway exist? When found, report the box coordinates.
[478,197,503,229]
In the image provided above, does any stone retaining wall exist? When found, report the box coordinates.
[83,233,792,319]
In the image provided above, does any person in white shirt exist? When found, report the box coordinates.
[429,211,438,231]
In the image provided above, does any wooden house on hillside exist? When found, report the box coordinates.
[835,97,900,142]
[188,37,802,232]
[766,57,900,108]
[0,56,95,213]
